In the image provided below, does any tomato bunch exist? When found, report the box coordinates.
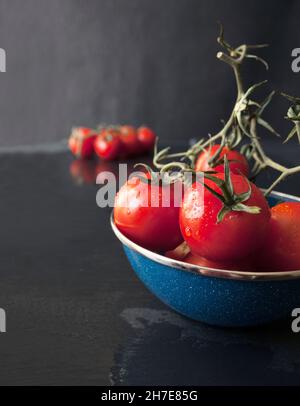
[68,127,97,159]
[114,145,300,273]
[68,125,156,160]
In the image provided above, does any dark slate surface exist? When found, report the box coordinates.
[0,149,300,385]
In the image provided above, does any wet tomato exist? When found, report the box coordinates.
[179,173,270,262]
[195,144,249,177]
[114,174,183,252]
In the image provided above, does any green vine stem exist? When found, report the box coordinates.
[281,93,300,144]
[250,119,300,196]
[152,25,300,199]
[153,25,273,169]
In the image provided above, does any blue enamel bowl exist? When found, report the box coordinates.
[111,191,300,327]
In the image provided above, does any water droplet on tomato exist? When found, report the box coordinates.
[127,209,131,215]
[185,226,192,237]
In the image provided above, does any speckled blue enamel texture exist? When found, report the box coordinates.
[123,245,300,326]
[114,192,300,327]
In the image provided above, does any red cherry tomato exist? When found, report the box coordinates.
[137,126,156,152]
[183,253,254,272]
[119,125,141,157]
[114,174,183,252]
[68,127,97,159]
[94,129,122,161]
[195,144,249,177]
[258,202,300,271]
[179,173,270,262]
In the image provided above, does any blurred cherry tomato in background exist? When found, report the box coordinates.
[137,126,156,152]
[119,125,141,157]
[68,127,97,159]
[94,128,122,160]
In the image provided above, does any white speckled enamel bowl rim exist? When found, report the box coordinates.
[111,190,300,281]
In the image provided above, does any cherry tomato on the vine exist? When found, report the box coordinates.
[137,126,156,152]
[119,125,141,157]
[68,127,97,159]
[114,174,183,252]
[94,129,122,161]
[195,144,249,177]
[258,202,300,271]
[179,173,270,262]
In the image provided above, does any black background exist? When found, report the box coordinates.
[0,0,299,148]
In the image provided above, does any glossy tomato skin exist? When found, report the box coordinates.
[179,173,270,262]
[137,126,156,152]
[195,145,249,177]
[68,127,96,159]
[94,129,122,160]
[114,175,183,252]
[183,253,255,272]
[258,202,300,271]
[119,125,141,157]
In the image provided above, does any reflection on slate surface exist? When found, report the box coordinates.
[113,308,300,386]
[0,148,299,385]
